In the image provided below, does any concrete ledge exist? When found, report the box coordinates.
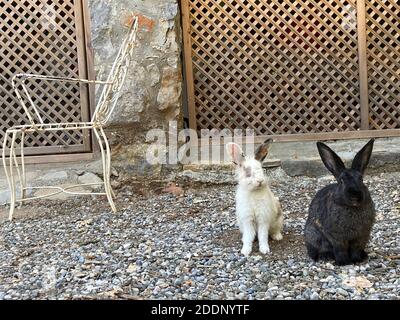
[0,160,105,205]
[277,137,400,177]
[181,137,400,178]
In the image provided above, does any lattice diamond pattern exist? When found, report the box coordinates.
[189,0,362,135]
[366,0,400,129]
[0,0,88,153]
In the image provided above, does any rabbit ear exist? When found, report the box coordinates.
[317,142,346,179]
[255,138,273,162]
[226,142,245,165]
[351,139,374,175]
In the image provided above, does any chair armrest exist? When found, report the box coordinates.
[11,73,113,126]
[12,73,113,86]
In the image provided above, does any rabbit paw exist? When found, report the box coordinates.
[259,244,271,255]
[271,233,283,241]
[350,249,368,263]
[241,246,252,256]
[334,256,352,266]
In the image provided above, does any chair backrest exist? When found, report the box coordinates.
[92,16,139,125]
[10,17,138,128]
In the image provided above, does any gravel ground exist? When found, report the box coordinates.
[0,169,399,300]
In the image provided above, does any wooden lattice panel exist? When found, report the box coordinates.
[188,0,362,135]
[0,0,90,155]
[365,0,400,130]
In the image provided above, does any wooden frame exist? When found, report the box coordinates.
[181,0,197,132]
[19,152,94,165]
[0,0,94,160]
[181,0,400,141]
[75,0,92,152]
[356,0,370,131]
[81,0,98,154]
[199,129,400,147]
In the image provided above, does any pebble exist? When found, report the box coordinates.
[0,171,399,299]
[310,292,320,300]
[336,288,349,297]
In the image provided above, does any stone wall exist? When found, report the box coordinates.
[88,0,183,172]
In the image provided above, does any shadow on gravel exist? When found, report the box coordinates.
[213,228,307,259]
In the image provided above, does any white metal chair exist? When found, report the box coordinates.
[2,17,139,221]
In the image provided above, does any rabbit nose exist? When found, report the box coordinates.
[348,188,363,200]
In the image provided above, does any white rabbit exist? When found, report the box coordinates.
[226,139,283,256]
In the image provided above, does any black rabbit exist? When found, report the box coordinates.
[304,139,376,265]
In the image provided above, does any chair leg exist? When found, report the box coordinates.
[100,127,116,199]
[8,132,17,221]
[2,131,11,192]
[20,131,26,200]
[94,127,116,213]
[11,132,24,207]
[2,131,11,213]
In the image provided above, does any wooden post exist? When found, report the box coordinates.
[81,0,98,154]
[75,0,92,152]
[181,0,197,131]
[356,0,369,130]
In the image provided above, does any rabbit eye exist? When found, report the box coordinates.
[244,167,252,177]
